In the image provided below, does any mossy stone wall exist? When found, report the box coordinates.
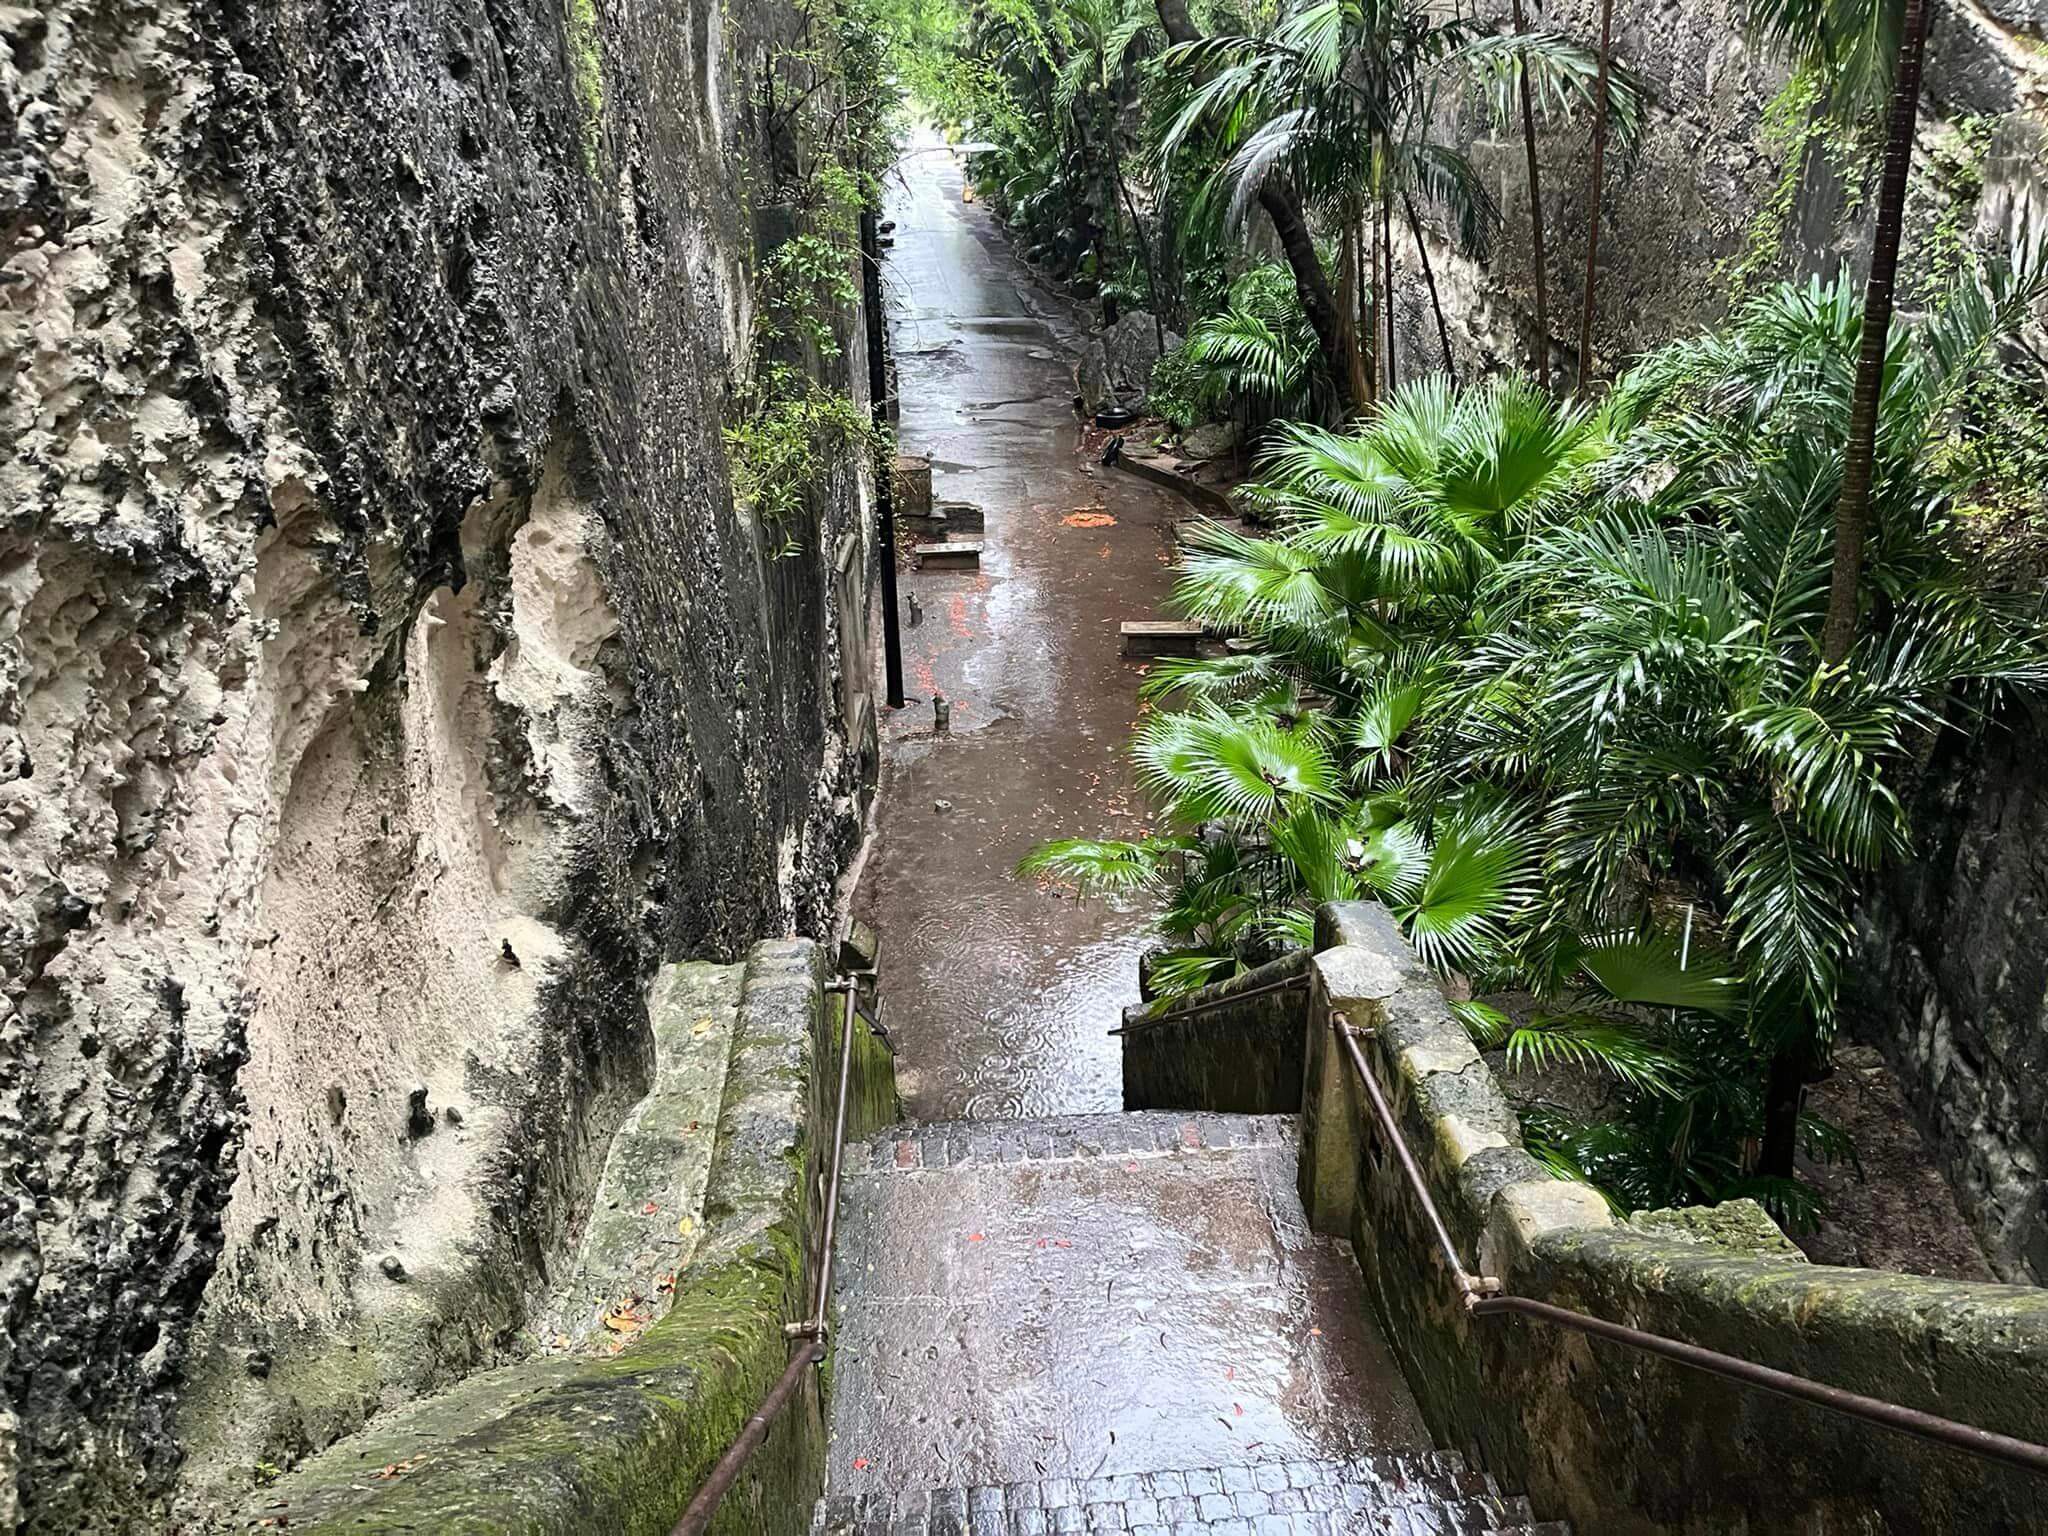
[236,939,896,1534]
[1120,950,1313,1113]
[1303,901,2048,1535]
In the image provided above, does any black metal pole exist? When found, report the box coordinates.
[860,206,906,709]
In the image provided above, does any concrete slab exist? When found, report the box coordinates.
[826,1113,1430,1499]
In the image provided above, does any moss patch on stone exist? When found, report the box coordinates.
[235,939,893,1535]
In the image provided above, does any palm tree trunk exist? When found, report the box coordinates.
[1339,218,1372,410]
[1382,189,1397,395]
[1107,103,1165,355]
[1820,0,1935,664]
[1363,205,1379,404]
[1759,1046,1806,1182]
[1264,183,1361,415]
[1403,189,1457,384]
[1153,0,1357,413]
[1510,0,1550,391]
[1577,0,1616,394]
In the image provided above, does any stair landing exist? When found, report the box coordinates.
[825,1113,1431,1501]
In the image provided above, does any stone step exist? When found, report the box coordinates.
[1120,619,1204,656]
[814,1451,1549,1535]
[843,1109,1294,1177]
[917,539,983,569]
[539,958,746,1350]
[904,499,985,533]
[827,1111,1441,1504]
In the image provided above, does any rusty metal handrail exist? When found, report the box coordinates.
[1110,970,1309,1036]
[1329,1009,2048,1482]
[670,972,868,1536]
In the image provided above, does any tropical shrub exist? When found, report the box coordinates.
[1025,254,2048,1220]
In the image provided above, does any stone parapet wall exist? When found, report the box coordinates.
[1120,949,1313,1113]
[1302,901,2048,1535]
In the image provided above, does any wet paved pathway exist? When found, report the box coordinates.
[855,138,1181,1121]
[825,143,1561,1536]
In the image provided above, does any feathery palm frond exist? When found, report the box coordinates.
[1462,29,1651,156]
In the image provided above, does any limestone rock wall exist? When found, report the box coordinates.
[1394,0,2048,387]
[1853,703,2048,1285]
[0,0,876,1527]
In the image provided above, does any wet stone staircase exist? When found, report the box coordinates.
[816,1112,1566,1536]
[813,1451,1568,1534]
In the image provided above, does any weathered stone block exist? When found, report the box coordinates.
[1119,620,1205,657]
[916,540,982,570]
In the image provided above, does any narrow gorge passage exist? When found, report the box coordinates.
[853,133,1184,1122]
[822,145,1526,1536]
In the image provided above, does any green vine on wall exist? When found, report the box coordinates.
[1916,113,1995,296]
[1719,70,1876,297]
[722,0,900,553]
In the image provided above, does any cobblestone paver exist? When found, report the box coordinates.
[814,1451,1567,1536]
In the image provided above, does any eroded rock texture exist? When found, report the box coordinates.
[1856,705,2048,1286]
[0,0,875,1527]
[1395,0,2048,385]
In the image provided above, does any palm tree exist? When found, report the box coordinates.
[1454,263,2047,1181]
[1462,26,1648,393]
[1054,0,1165,340]
[1742,0,1938,664]
[1159,0,1522,407]
[1732,0,1939,1163]
[1181,263,1338,425]
[1151,0,1359,412]
[1510,0,1550,390]
[1031,258,2047,1209]
[1577,0,1617,390]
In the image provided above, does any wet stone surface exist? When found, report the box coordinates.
[813,1450,1558,1536]
[826,1114,1430,1499]
[861,138,1186,1121]
[835,148,1566,1536]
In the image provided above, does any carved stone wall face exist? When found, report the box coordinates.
[0,1,871,1524]
[1389,0,2047,389]
[1855,701,2048,1287]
